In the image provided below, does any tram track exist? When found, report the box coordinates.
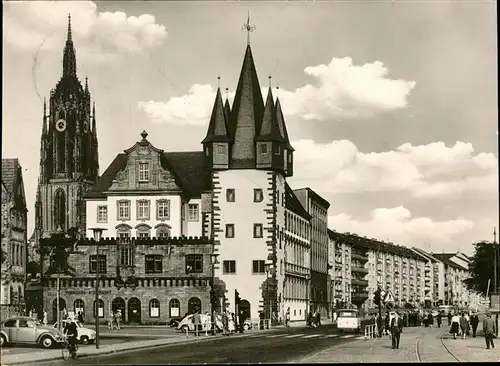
[415,332,461,362]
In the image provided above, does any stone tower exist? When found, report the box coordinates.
[34,15,99,239]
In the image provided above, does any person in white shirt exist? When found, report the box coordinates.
[450,313,460,339]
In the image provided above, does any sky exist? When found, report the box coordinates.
[2,1,498,256]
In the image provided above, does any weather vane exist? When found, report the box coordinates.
[242,11,256,45]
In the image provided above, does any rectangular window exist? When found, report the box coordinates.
[223,260,236,274]
[225,224,235,238]
[253,189,263,203]
[89,255,107,273]
[138,162,150,182]
[97,206,108,223]
[252,260,265,274]
[120,247,133,266]
[260,144,268,154]
[226,189,235,202]
[145,255,163,273]
[117,201,131,220]
[137,230,150,239]
[253,223,263,238]
[157,200,170,220]
[137,200,150,220]
[186,254,203,273]
[216,144,225,155]
[275,146,281,155]
[188,204,199,222]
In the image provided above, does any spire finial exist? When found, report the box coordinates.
[276,83,280,97]
[217,75,221,88]
[241,11,256,45]
[141,130,148,140]
[268,74,272,88]
[225,87,229,100]
[67,13,72,42]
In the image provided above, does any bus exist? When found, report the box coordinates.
[437,305,455,314]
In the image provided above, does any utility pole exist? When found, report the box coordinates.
[494,227,497,293]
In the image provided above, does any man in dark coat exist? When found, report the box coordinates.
[390,312,404,349]
[384,312,390,336]
[436,312,442,328]
[470,312,479,337]
[447,312,452,326]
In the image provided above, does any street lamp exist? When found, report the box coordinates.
[89,228,106,349]
[265,262,275,327]
[209,253,219,332]
[305,273,310,323]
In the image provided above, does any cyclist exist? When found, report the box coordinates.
[63,318,78,352]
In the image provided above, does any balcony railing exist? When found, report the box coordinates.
[351,266,369,274]
[351,253,368,261]
[351,278,369,286]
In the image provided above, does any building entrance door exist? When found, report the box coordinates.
[239,300,251,321]
[127,298,141,324]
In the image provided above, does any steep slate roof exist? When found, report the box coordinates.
[256,87,285,142]
[275,98,294,151]
[202,87,230,143]
[431,253,468,270]
[85,151,209,199]
[285,183,311,220]
[1,158,20,194]
[328,230,423,260]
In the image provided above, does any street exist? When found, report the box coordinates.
[33,324,362,364]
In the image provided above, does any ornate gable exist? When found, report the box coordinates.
[109,131,181,192]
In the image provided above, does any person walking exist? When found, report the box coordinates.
[437,311,442,328]
[192,311,201,336]
[470,312,479,338]
[384,312,390,336]
[42,309,48,326]
[447,311,452,326]
[107,310,114,329]
[483,312,496,349]
[390,312,403,349]
[459,313,469,340]
[77,311,84,325]
[450,313,460,340]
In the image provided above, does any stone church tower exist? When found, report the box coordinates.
[34,15,99,240]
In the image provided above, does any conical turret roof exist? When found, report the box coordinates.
[256,88,284,142]
[202,87,230,143]
[276,97,294,151]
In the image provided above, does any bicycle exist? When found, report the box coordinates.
[61,335,79,360]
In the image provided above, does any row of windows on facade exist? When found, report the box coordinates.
[98,201,199,223]
[9,243,24,267]
[63,297,197,319]
[85,254,276,275]
[208,143,292,160]
[285,211,309,239]
[4,285,24,305]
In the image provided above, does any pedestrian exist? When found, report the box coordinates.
[450,313,460,340]
[193,311,202,336]
[483,312,496,349]
[228,313,236,334]
[403,312,408,328]
[384,312,390,336]
[307,311,313,327]
[108,310,114,329]
[459,313,469,340]
[42,309,48,326]
[447,312,452,326]
[238,310,245,333]
[62,307,68,320]
[470,312,479,338]
[77,311,84,324]
[285,307,290,327]
[437,311,442,328]
[427,312,434,327]
[315,311,321,327]
[115,310,122,330]
[377,313,384,337]
[390,312,403,349]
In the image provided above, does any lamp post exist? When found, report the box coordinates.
[209,253,219,332]
[89,228,106,349]
[305,273,310,324]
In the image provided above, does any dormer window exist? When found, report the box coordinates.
[138,162,150,182]
[216,144,225,155]
[260,144,268,154]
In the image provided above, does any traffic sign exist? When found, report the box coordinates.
[384,291,395,303]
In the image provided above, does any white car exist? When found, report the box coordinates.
[177,314,223,333]
[53,320,96,345]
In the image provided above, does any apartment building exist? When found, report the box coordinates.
[411,247,445,307]
[432,253,472,307]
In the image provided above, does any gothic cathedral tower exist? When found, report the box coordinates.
[34,15,99,239]
[202,17,294,320]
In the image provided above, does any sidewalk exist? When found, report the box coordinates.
[0,325,290,365]
[442,334,500,362]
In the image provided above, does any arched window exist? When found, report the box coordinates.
[150,299,160,318]
[136,225,151,239]
[156,225,171,239]
[74,299,85,316]
[18,285,23,303]
[54,189,66,230]
[188,297,201,314]
[93,299,104,318]
[169,299,180,318]
[116,225,131,244]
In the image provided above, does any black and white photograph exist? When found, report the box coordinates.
[1,0,498,363]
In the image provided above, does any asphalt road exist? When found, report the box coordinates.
[36,324,362,364]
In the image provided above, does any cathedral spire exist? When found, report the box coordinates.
[63,13,77,77]
[42,97,47,136]
[92,102,97,134]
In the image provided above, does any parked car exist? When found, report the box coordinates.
[177,314,223,333]
[336,309,361,333]
[0,316,65,348]
[53,320,96,345]
[168,318,181,328]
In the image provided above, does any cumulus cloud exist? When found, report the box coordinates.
[290,140,498,199]
[329,206,474,249]
[3,1,167,61]
[137,57,415,125]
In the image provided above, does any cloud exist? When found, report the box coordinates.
[137,57,415,125]
[290,139,498,199]
[329,206,474,249]
[3,1,167,61]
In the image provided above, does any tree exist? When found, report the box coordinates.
[464,240,499,296]
[39,227,79,278]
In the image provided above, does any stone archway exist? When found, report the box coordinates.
[52,297,66,323]
[239,299,251,322]
[127,297,141,324]
[188,297,201,314]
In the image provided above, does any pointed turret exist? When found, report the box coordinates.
[202,81,230,170]
[224,88,231,125]
[63,14,77,77]
[256,78,284,142]
[229,44,264,168]
[275,94,294,177]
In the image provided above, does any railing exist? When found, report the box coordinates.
[364,323,377,340]
[183,319,273,338]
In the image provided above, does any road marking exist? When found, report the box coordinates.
[341,335,355,339]
[266,334,284,338]
[285,334,305,338]
[303,334,322,338]
[326,334,339,338]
